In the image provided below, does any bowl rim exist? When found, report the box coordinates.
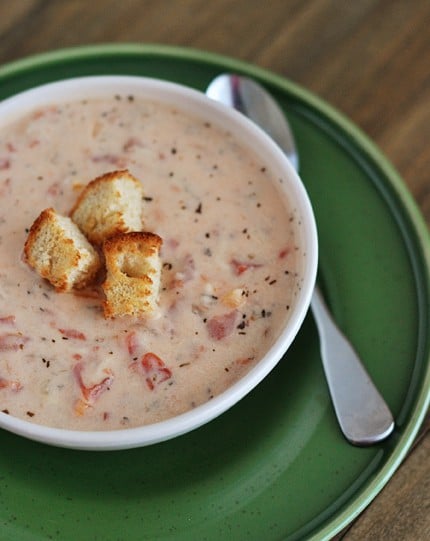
[0,75,318,450]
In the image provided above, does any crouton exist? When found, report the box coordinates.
[23,208,101,292]
[102,231,163,318]
[70,170,144,244]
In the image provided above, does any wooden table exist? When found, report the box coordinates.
[0,1,429,539]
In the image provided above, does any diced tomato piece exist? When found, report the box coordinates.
[0,333,29,351]
[140,352,172,390]
[59,328,86,340]
[125,331,142,357]
[278,246,292,259]
[0,315,15,325]
[73,362,114,415]
[236,357,254,366]
[230,258,262,275]
[84,373,113,402]
[0,376,22,392]
[91,154,127,168]
[206,310,239,340]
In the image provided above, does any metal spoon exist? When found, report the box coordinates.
[206,74,394,445]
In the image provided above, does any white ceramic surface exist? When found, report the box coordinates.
[0,76,318,450]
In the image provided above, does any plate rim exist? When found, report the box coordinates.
[0,42,429,540]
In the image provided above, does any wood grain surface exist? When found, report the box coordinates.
[0,1,429,539]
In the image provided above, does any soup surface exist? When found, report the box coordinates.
[0,94,304,430]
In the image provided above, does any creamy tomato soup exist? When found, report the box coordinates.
[0,94,304,430]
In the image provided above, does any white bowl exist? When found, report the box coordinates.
[0,76,318,450]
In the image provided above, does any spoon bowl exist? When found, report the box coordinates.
[206,74,299,171]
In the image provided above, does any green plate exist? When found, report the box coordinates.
[0,44,429,541]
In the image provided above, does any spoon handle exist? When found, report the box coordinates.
[310,285,395,445]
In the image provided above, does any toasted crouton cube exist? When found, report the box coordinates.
[24,208,101,292]
[102,231,163,318]
[70,170,144,244]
